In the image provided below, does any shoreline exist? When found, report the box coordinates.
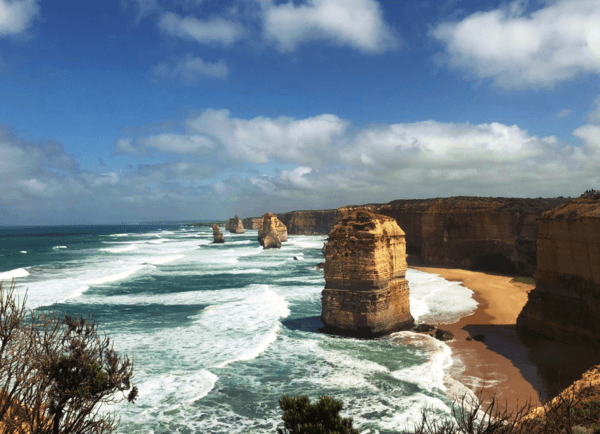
[408,265,600,415]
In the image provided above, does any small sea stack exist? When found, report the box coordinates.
[226,215,245,234]
[321,210,414,338]
[212,224,225,243]
[258,213,288,249]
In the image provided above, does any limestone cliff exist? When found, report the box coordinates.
[321,210,414,338]
[276,209,337,235]
[226,215,245,233]
[377,197,569,275]
[212,224,224,243]
[258,213,288,249]
[517,195,600,348]
[242,217,262,230]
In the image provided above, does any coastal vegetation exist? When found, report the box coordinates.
[0,281,137,434]
[277,388,600,434]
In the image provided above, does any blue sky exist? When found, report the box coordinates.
[1,0,600,224]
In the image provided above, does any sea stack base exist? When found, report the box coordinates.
[321,282,414,338]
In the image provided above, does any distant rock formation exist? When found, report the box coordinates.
[258,213,288,249]
[226,215,245,234]
[212,224,225,243]
[517,195,600,349]
[320,210,414,338]
[276,210,337,235]
[242,217,262,230]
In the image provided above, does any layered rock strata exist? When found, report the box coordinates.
[212,224,224,243]
[242,217,262,230]
[321,210,414,338]
[276,209,337,235]
[258,213,288,249]
[226,215,245,233]
[377,197,569,275]
[517,194,600,348]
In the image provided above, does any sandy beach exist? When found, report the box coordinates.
[410,265,600,416]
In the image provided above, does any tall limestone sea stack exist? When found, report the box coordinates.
[226,215,245,233]
[258,213,288,249]
[321,210,414,338]
[517,193,600,348]
[212,224,225,243]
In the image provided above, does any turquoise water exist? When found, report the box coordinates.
[0,225,479,433]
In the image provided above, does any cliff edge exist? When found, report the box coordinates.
[517,195,600,348]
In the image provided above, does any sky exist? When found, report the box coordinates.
[1,0,600,225]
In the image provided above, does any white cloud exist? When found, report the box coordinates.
[151,54,229,84]
[158,12,244,45]
[0,0,40,36]
[587,95,600,125]
[556,109,571,118]
[260,0,399,53]
[138,133,216,153]
[183,109,349,165]
[114,138,146,155]
[431,0,600,88]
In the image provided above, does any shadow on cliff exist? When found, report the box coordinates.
[463,323,600,402]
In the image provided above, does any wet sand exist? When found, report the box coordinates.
[410,266,600,415]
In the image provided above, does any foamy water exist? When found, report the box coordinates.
[0,225,481,434]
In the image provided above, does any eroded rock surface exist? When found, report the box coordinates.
[517,194,600,348]
[321,210,414,338]
[242,217,262,230]
[258,213,288,249]
[212,224,225,243]
[226,215,245,234]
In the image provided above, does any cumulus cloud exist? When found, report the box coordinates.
[260,0,400,53]
[113,109,600,210]
[150,54,229,84]
[587,95,600,125]
[0,0,40,36]
[158,12,244,45]
[431,0,600,88]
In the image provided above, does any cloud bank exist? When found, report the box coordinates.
[431,0,600,88]
[0,0,40,36]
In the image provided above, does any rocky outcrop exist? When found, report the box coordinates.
[377,197,569,275]
[242,217,262,230]
[517,194,600,348]
[258,213,288,249]
[226,215,245,233]
[320,210,414,338]
[212,224,224,243]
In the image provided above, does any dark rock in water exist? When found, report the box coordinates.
[435,328,454,341]
[212,224,225,243]
[466,337,472,341]
[293,256,298,261]
[473,334,485,342]
[316,262,325,269]
[414,323,436,332]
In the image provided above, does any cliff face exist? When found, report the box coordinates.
[377,197,569,275]
[226,215,245,233]
[321,210,414,338]
[242,217,262,230]
[258,213,288,249]
[212,224,224,243]
[517,195,600,348]
[276,209,337,235]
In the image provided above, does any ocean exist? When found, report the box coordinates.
[0,224,480,434]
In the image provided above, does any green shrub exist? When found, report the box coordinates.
[276,394,359,434]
